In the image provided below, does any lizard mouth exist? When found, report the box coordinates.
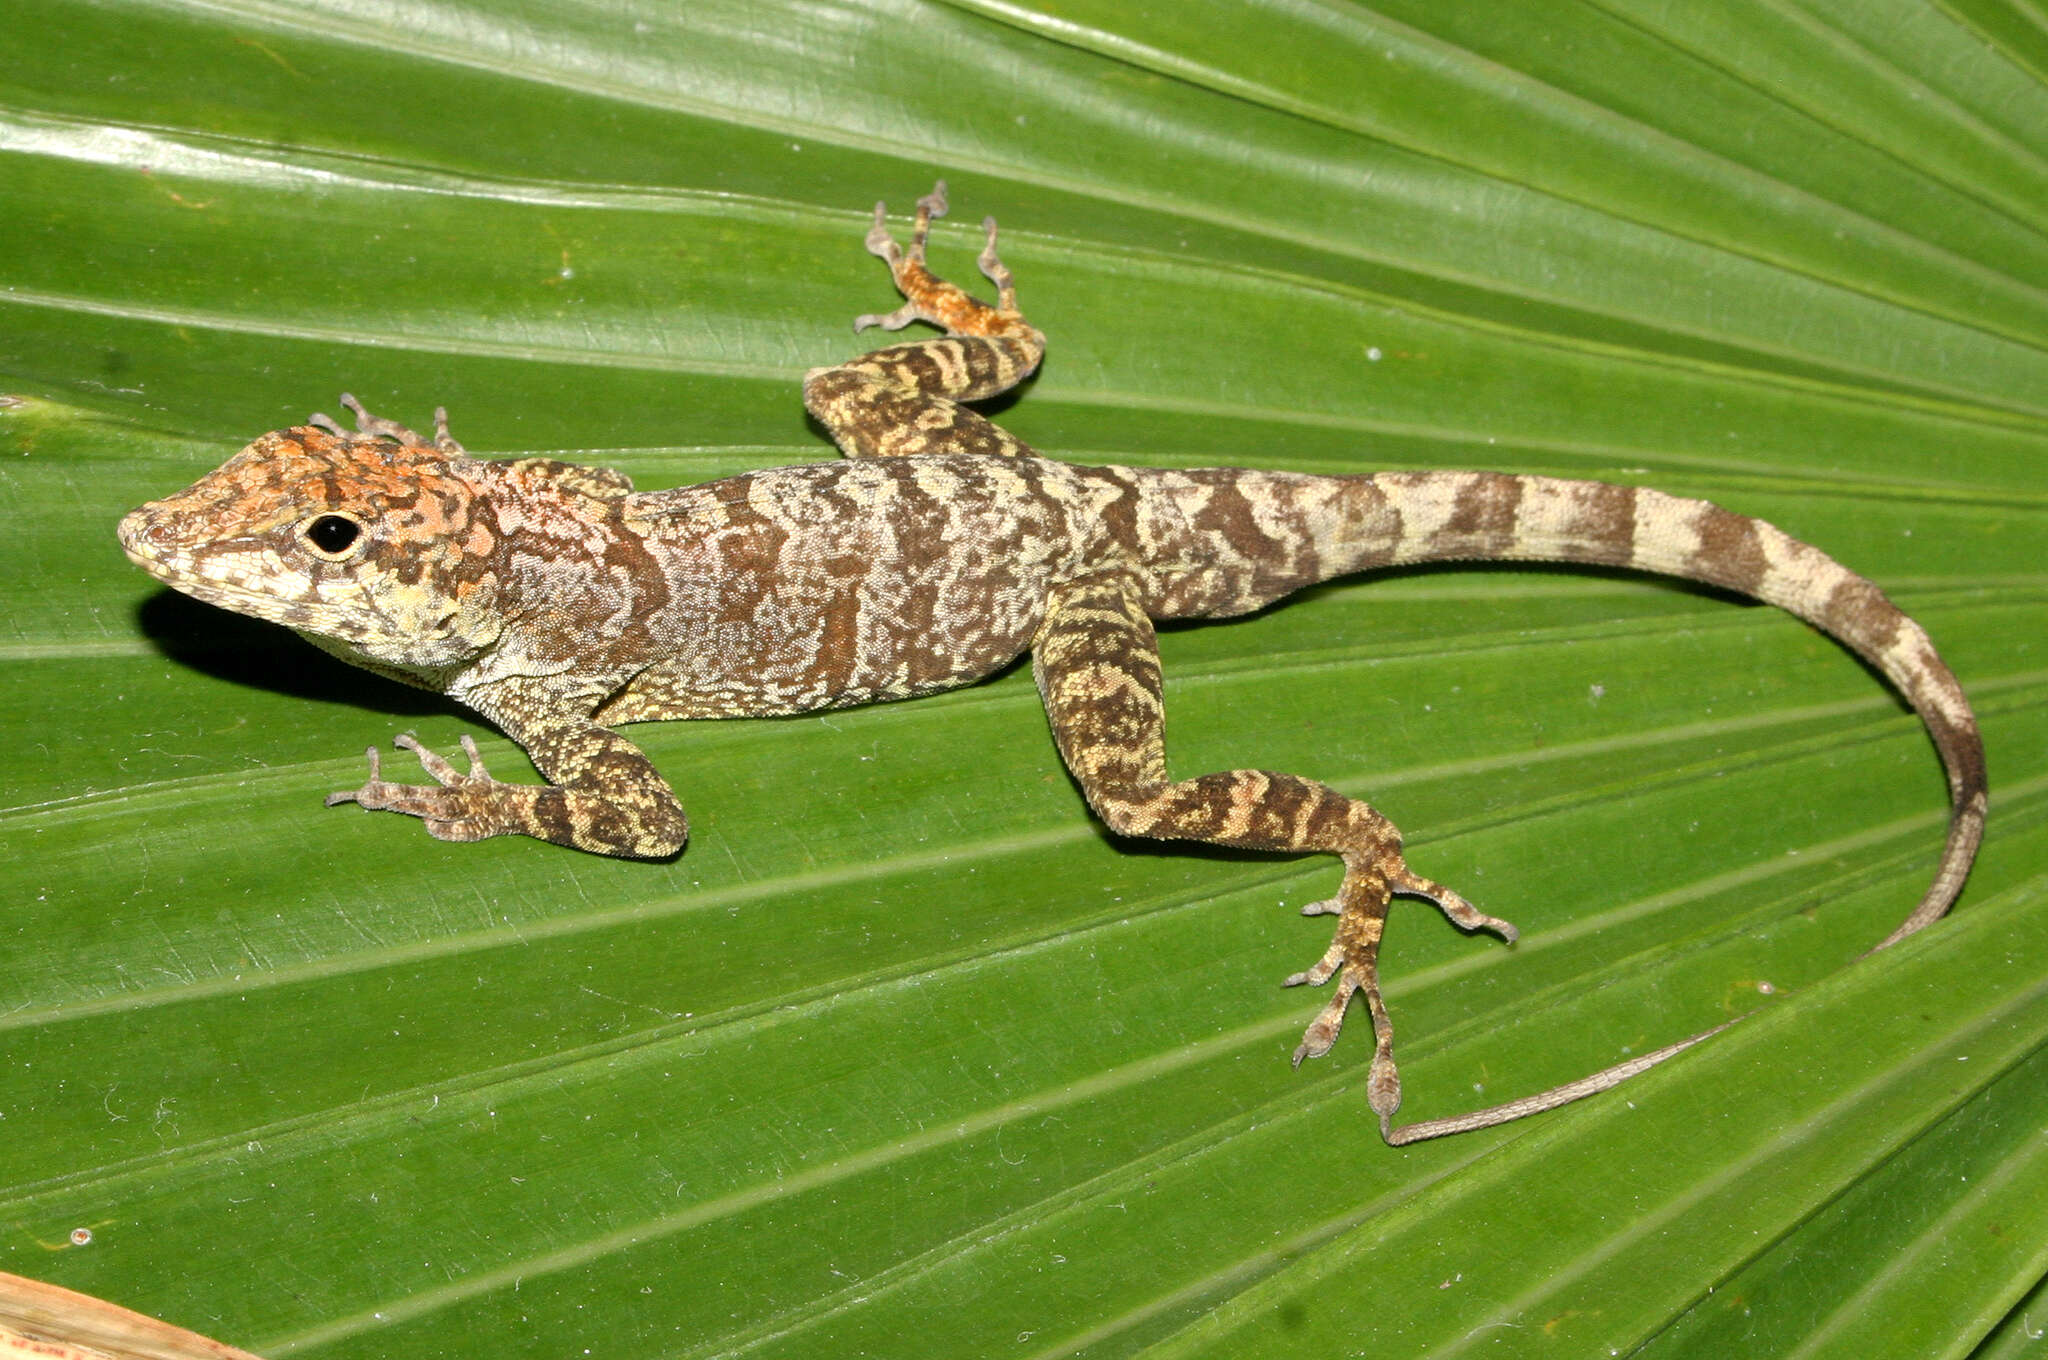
[117,505,314,629]
[117,507,219,595]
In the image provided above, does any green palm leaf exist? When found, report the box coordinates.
[4,2,2045,1355]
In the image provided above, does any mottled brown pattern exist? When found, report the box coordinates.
[119,184,1986,1144]
[1441,469,1523,544]
[1687,503,1770,594]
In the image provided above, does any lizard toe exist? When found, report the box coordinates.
[324,744,383,807]
[1291,978,1356,1067]
[1393,868,1518,943]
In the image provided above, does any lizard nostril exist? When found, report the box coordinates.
[116,506,153,552]
[118,503,188,560]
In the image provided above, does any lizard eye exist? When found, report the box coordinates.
[301,512,366,559]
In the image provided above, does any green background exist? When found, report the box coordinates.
[4,1,2047,1355]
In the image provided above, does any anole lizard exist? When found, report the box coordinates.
[119,184,1986,1143]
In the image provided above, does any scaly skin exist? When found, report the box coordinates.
[120,183,1986,1143]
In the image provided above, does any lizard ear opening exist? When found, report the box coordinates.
[300,512,368,560]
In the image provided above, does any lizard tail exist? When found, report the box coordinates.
[1352,471,1985,1143]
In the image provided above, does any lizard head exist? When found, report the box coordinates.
[119,426,506,671]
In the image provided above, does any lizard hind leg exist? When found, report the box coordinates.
[1031,571,1517,1142]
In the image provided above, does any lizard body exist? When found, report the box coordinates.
[120,184,1986,1142]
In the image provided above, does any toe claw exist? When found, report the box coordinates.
[862,201,899,263]
[1283,939,1344,990]
[910,181,948,253]
[1368,1052,1402,1127]
[1291,990,1349,1067]
[326,745,382,808]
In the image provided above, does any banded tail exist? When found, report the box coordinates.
[1355,470,1984,1141]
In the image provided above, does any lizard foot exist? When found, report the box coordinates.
[1286,856,1517,1138]
[852,182,1031,337]
[858,180,946,270]
[308,394,465,454]
[326,733,519,843]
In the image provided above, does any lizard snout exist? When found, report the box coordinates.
[116,501,171,567]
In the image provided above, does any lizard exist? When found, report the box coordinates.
[119,182,1987,1144]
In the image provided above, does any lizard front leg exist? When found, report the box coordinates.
[309,391,635,500]
[804,181,1048,460]
[308,391,465,453]
[327,681,687,858]
[1032,571,1515,1142]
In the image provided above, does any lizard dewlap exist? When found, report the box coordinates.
[120,183,1986,1144]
